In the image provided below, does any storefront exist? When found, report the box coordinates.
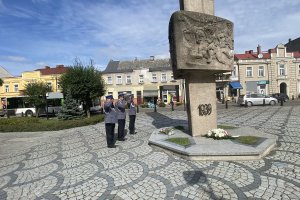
[159,85,179,103]
[229,81,243,97]
[257,80,269,95]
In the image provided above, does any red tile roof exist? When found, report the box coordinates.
[234,52,270,60]
[293,51,300,58]
[36,65,69,75]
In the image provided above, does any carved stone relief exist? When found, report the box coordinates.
[169,11,234,78]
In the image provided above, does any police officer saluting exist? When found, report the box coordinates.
[116,93,126,141]
[104,95,117,148]
[128,95,137,134]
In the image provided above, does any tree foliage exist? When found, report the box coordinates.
[57,89,84,120]
[59,59,105,118]
[23,82,52,117]
[0,78,3,86]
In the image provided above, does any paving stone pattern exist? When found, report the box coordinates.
[0,105,300,199]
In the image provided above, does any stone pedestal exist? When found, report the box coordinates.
[185,72,217,136]
[169,0,233,137]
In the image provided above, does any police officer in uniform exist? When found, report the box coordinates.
[104,95,117,148]
[116,93,126,141]
[128,95,137,134]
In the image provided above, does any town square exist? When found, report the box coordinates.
[1,0,300,199]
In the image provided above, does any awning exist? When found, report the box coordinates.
[143,90,158,97]
[229,82,243,89]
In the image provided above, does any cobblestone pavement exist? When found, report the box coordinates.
[0,105,300,200]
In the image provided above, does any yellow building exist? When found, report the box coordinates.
[0,65,68,108]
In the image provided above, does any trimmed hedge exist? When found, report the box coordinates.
[0,114,104,132]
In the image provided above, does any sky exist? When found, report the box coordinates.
[1,0,300,76]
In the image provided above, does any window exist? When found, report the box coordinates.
[152,73,157,82]
[279,64,285,76]
[107,76,112,84]
[57,81,61,89]
[246,67,253,77]
[170,73,176,82]
[116,75,122,84]
[258,66,264,77]
[161,73,167,82]
[14,84,19,92]
[232,66,237,77]
[139,75,144,83]
[126,75,131,84]
[47,82,52,89]
[4,85,9,93]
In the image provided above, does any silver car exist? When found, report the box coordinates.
[237,93,278,106]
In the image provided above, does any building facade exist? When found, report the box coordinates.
[0,65,68,108]
[102,57,183,104]
[234,44,300,98]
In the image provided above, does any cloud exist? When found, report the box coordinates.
[0,55,27,62]
[32,0,49,3]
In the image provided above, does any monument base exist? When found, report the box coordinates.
[148,126,277,161]
[185,72,217,137]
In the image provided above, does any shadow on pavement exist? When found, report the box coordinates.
[146,112,188,130]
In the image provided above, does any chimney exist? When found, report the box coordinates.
[249,50,253,54]
[150,56,155,61]
[56,65,64,68]
[257,45,262,54]
[45,66,50,69]
[245,51,249,54]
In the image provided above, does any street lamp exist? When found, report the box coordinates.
[46,92,49,120]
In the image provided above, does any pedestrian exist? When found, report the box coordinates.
[128,95,137,134]
[116,93,126,141]
[104,95,117,148]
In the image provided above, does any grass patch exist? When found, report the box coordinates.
[173,125,185,131]
[217,125,237,129]
[0,114,104,132]
[166,137,190,147]
[234,136,259,145]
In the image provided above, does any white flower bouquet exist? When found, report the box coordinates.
[206,128,232,139]
[159,128,174,135]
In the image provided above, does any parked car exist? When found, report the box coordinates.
[237,93,278,106]
[271,93,289,102]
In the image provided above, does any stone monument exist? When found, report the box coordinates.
[169,0,234,136]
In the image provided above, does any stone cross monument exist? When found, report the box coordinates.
[169,0,234,136]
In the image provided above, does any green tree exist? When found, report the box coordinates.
[60,59,105,118]
[23,82,52,117]
[0,78,3,86]
[57,89,84,120]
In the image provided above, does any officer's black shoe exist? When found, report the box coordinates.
[108,145,117,148]
[117,138,126,141]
